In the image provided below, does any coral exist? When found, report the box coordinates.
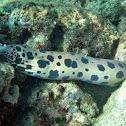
[8,2,56,49]
[26,32,51,50]
[0,63,14,92]
[115,17,126,62]
[0,63,20,104]
[57,7,118,58]
[7,2,119,57]
[3,85,20,104]
[85,0,124,23]
[14,80,99,125]
[0,63,16,125]
[0,14,8,43]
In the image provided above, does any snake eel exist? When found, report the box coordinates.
[0,44,126,86]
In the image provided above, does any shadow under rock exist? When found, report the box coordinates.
[77,81,119,114]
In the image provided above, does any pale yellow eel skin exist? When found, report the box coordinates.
[0,44,126,86]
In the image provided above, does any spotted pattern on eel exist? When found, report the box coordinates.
[0,44,126,86]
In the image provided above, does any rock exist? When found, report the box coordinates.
[94,80,126,126]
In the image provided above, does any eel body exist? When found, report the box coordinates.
[0,44,126,86]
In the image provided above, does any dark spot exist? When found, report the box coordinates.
[81,57,89,64]
[90,75,99,81]
[43,73,46,75]
[99,82,108,85]
[85,79,92,83]
[17,66,25,71]
[58,55,62,59]
[10,45,14,48]
[93,57,101,60]
[12,64,16,68]
[22,53,25,57]
[47,55,54,62]
[21,62,24,65]
[62,76,70,79]
[49,91,54,99]
[35,75,44,79]
[59,85,65,93]
[35,53,37,56]
[17,54,20,57]
[23,46,27,48]
[97,64,105,71]
[26,65,32,69]
[15,57,22,64]
[16,46,21,52]
[48,70,59,79]
[77,72,83,77]
[64,59,77,68]
[116,71,124,79]
[85,68,89,71]
[72,61,77,68]
[123,63,126,67]
[27,52,34,60]
[15,55,22,64]
[73,72,75,74]
[37,71,41,74]
[27,72,33,74]
[37,59,50,68]
[57,62,61,66]
[62,71,64,73]
[64,59,72,67]
[40,50,47,53]
[118,63,124,68]
[104,76,108,79]
[107,61,115,69]
[70,52,75,55]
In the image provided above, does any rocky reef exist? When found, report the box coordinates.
[7,1,119,58]
[13,80,99,125]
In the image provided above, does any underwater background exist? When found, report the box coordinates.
[0,0,126,125]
